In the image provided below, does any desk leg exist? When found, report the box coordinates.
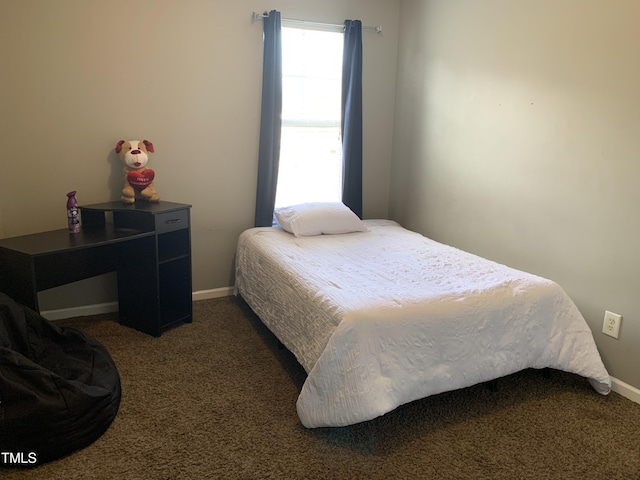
[116,236,161,336]
[0,250,40,312]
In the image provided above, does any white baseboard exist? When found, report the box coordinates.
[611,376,640,404]
[42,287,235,321]
[41,301,119,321]
[192,286,235,301]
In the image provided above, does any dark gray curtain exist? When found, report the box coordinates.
[341,20,363,218]
[254,11,282,227]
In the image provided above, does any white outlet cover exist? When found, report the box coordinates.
[602,310,622,339]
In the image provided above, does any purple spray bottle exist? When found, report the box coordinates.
[66,191,80,233]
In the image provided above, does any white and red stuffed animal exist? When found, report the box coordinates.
[115,139,160,203]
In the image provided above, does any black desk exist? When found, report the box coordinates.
[0,201,192,336]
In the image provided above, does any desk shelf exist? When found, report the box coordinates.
[158,229,190,263]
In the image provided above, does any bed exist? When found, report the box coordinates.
[235,203,611,428]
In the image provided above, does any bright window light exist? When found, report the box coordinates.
[275,27,343,208]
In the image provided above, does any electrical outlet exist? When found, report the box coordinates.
[602,311,622,339]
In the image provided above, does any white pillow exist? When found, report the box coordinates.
[274,202,367,237]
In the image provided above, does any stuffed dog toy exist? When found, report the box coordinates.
[115,139,160,203]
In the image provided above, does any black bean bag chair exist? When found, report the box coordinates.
[0,292,121,467]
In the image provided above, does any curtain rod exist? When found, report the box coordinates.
[251,11,382,34]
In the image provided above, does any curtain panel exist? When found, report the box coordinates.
[341,20,363,219]
[254,10,282,227]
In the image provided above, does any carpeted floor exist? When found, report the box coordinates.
[3,296,640,479]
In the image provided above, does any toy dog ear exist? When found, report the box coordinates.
[143,140,154,153]
[115,140,126,153]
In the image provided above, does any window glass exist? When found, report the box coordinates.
[275,27,343,208]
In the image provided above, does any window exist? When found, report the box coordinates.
[274,27,343,208]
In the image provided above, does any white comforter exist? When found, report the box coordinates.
[235,220,611,428]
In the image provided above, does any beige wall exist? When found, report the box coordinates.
[0,0,399,308]
[391,0,640,389]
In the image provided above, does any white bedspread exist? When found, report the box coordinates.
[235,220,611,428]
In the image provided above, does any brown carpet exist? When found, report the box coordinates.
[3,296,640,480]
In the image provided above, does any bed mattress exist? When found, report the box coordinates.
[235,220,611,428]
